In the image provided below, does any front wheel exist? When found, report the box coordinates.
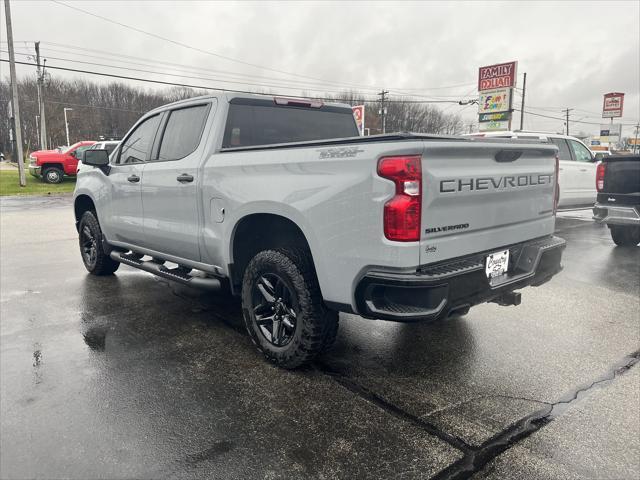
[42,167,64,184]
[610,225,640,247]
[241,248,338,369]
[78,211,120,275]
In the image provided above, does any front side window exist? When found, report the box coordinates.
[118,115,161,164]
[569,139,593,163]
[549,137,572,161]
[156,104,210,161]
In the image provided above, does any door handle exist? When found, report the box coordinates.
[580,168,588,172]
[127,175,140,183]
[177,173,194,183]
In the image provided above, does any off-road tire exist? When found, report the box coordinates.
[42,167,64,184]
[78,210,120,275]
[241,248,338,369]
[610,225,640,246]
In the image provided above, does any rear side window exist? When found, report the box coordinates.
[222,103,359,148]
[569,139,593,163]
[549,137,572,161]
[157,104,210,161]
[118,114,161,164]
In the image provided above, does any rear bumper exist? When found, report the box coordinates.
[593,204,640,226]
[355,235,566,322]
[29,165,41,177]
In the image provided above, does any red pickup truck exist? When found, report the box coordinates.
[29,141,96,183]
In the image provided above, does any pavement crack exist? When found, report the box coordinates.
[423,394,552,418]
[315,362,473,455]
[431,349,640,480]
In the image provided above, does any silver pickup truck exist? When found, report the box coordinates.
[75,93,566,368]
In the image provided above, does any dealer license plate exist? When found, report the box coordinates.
[485,250,509,279]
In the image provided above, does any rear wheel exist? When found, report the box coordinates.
[241,248,338,369]
[43,167,64,184]
[78,210,120,275]
[610,225,640,246]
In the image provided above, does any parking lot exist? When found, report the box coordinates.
[1,196,638,479]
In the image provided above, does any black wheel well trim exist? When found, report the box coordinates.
[228,213,317,295]
[41,163,64,172]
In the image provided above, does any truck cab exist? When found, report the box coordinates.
[29,141,96,183]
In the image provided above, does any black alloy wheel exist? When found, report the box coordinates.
[80,223,98,269]
[251,273,298,347]
[241,248,339,368]
[78,210,120,275]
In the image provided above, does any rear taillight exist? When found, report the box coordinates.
[377,155,422,241]
[553,155,559,215]
[596,162,606,192]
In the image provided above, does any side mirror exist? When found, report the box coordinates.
[82,149,110,167]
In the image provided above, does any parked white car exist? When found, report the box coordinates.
[471,131,597,208]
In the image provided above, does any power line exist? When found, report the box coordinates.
[15,44,383,94]
[514,108,637,127]
[7,40,483,95]
[2,49,384,96]
[6,46,477,102]
[0,58,474,105]
[18,96,146,113]
[50,0,390,91]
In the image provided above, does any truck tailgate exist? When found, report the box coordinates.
[419,141,557,265]
[600,156,640,205]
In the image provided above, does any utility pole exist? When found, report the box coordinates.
[562,108,573,136]
[4,0,26,186]
[378,89,389,134]
[519,72,527,130]
[35,41,48,150]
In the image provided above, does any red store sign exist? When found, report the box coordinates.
[478,61,518,92]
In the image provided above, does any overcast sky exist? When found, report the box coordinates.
[2,0,639,138]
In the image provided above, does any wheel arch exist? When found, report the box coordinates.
[228,213,320,296]
[74,194,97,231]
[41,162,64,172]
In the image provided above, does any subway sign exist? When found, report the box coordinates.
[479,112,511,122]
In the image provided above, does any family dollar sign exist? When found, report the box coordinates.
[478,61,517,92]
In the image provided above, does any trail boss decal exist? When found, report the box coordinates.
[440,174,553,193]
[317,147,364,159]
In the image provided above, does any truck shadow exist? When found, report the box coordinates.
[78,271,476,380]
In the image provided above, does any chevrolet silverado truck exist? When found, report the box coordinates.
[29,140,96,183]
[74,93,566,368]
[593,154,640,246]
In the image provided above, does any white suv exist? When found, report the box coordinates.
[471,131,597,208]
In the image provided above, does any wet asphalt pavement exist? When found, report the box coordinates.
[1,197,638,479]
